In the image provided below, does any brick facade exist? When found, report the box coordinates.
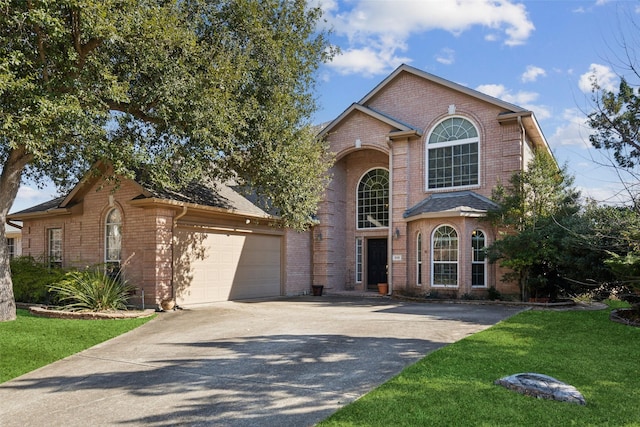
[315,65,548,299]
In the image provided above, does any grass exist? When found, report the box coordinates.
[0,309,155,384]
[320,301,640,427]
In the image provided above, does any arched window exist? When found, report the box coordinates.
[432,225,458,287]
[417,232,423,286]
[357,168,389,229]
[105,208,122,265]
[472,229,486,287]
[427,117,479,189]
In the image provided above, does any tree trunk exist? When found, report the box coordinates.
[0,146,32,321]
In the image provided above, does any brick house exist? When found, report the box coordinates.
[9,164,312,308]
[9,64,553,307]
[311,64,552,298]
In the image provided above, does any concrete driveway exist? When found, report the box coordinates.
[0,296,523,426]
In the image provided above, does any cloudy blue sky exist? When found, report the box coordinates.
[9,0,639,213]
[310,0,640,205]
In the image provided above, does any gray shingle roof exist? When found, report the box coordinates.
[404,191,498,218]
[9,196,66,216]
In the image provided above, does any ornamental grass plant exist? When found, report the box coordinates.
[48,267,135,312]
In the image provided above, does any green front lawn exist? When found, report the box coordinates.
[0,309,155,384]
[321,301,640,426]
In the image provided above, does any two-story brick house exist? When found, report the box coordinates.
[311,64,552,298]
[9,64,553,307]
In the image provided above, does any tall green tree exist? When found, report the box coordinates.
[0,0,335,321]
[486,150,581,301]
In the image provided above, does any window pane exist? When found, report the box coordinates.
[357,169,389,228]
[48,228,62,267]
[427,118,479,189]
[105,209,122,263]
[433,226,458,286]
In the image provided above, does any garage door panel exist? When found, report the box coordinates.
[175,230,281,305]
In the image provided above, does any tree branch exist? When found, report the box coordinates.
[26,0,49,83]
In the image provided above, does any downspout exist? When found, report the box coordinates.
[386,136,393,296]
[171,205,188,306]
[517,115,526,302]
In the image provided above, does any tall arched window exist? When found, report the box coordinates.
[432,225,458,287]
[427,117,479,189]
[472,229,486,287]
[357,168,389,229]
[105,208,122,265]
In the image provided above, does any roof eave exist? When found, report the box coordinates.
[128,197,276,221]
[404,209,489,221]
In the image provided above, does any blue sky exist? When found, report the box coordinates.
[310,0,640,205]
[9,0,639,213]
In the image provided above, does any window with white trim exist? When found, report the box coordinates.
[427,117,479,189]
[432,225,458,287]
[416,232,422,286]
[357,169,389,229]
[7,238,15,260]
[355,237,363,283]
[105,208,122,265]
[48,228,62,267]
[472,229,486,287]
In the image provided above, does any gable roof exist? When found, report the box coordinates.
[317,103,423,139]
[404,191,498,220]
[8,177,270,220]
[317,64,552,156]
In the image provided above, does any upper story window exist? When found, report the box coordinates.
[105,208,122,265]
[427,117,479,189]
[357,168,389,229]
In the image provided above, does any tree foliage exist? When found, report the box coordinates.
[0,0,336,321]
[486,150,581,300]
[588,78,640,170]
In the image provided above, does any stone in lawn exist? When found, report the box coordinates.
[495,373,586,405]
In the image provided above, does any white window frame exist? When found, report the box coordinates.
[48,228,62,267]
[431,225,459,288]
[105,208,122,265]
[355,237,363,283]
[471,229,487,288]
[416,232,422,286]
[356,168,390,230]
[7,238,15,260]
[426,116,480,191]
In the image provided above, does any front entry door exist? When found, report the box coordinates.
[367,238,388,291]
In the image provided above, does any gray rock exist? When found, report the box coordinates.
[495,373,586,405]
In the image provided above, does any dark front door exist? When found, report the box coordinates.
[367,238,388,291]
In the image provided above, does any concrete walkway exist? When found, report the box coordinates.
[0,296,523,426]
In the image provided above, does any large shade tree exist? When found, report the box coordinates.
[0,0,336,321]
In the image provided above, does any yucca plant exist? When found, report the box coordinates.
[48,267,135,312]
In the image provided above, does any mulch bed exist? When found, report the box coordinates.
[28,306,156,320]
[610,308,640,327]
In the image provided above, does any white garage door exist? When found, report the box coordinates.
[174,229,282,306]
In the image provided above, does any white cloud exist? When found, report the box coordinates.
[578,63,618,93]
[329,46,411,77]
[435,48,455,65]
[521,65,546,83]
[475,83,550,119]
[322,0,535,76]
[548,108,592,148]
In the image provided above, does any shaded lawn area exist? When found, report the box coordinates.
[320,301,640,426]
[0,309,155,384]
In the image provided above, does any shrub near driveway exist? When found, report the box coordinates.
[320,302,640,426]
[0,309,155,384]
